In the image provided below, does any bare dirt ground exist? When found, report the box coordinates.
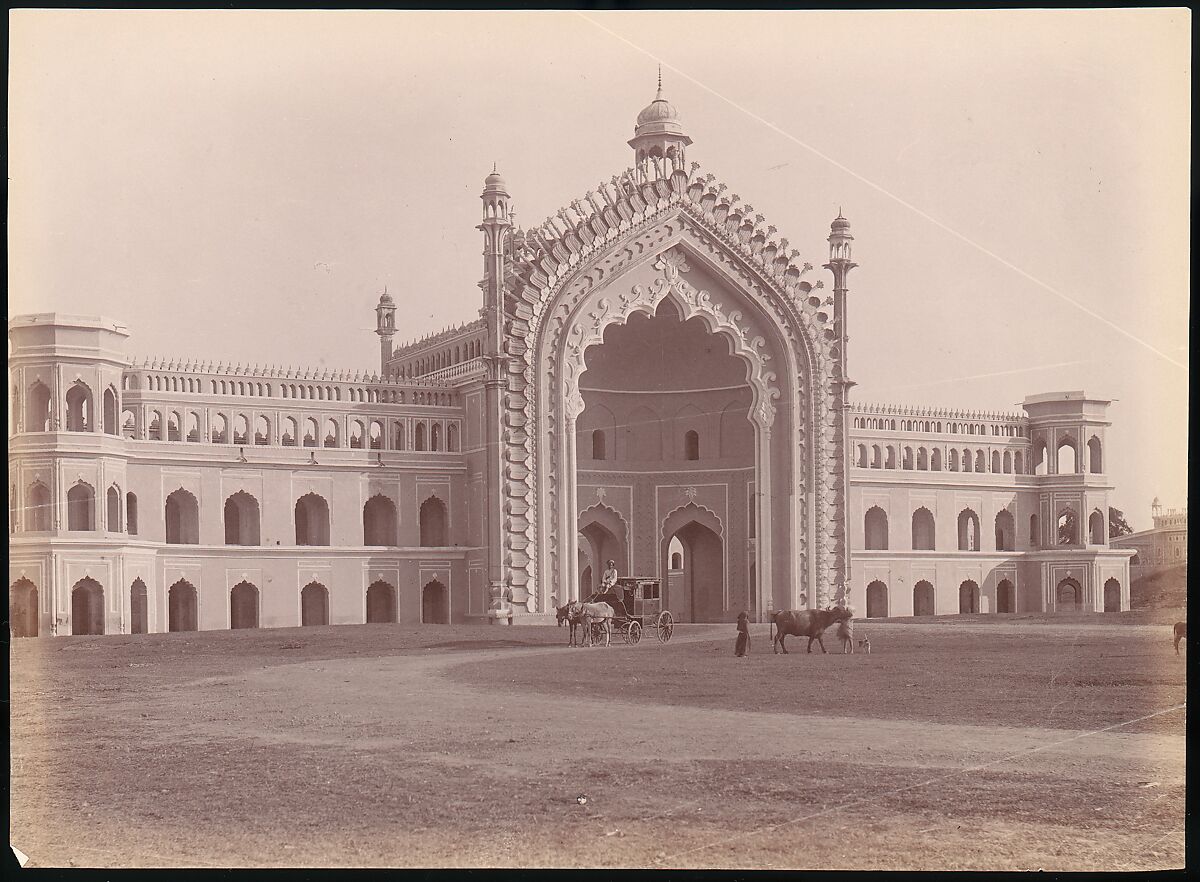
[9,617,1186,870]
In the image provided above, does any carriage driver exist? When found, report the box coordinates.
[601,559,619,593]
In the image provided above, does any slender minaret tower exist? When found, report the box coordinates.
[375,288,397,375]
[477,167,513,620]
[824,211,858,606]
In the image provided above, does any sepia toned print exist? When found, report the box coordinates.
[8,10,1186,870]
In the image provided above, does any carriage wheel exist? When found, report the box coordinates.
[627,620,642,645]
[656,611,674,643]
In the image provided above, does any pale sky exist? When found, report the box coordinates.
[8,9,1190,528]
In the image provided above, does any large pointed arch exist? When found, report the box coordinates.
[501,172,843,619]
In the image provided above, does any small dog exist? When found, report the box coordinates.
[857,636,872,654]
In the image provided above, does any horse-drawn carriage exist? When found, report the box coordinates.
[583,577,674,644]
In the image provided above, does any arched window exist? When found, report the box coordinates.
[911,507,935,550]
[295,493,330,546]
[916,447,928,470]
[447,423,459,452]
[592,429,607,461]
[902,447,913,470]
[1089,509,1105,545]
[393,422,406,451]
[948,449,959,472]
[1034,439,1048,475]
[350,420,365,449]
[231,414,248,445]
[885,447,896,469]
[281,416,297,447]
[866,581,888,618]
[1057,509,1079,545]
[419,495,447,546]
[994,509,1015,551]
[991,451,1001,473]
[106,485,121,532]
[871,445,882,469]
[957,509,980,551]
[126,492,138,535]
[684,430,700,461]
[1003,450,1012,473]
[1029,513,1039,547]
[186,412,201,442]
[1088,436,1102,474]
[28,482,51,531]
[370,421,384,450]
[856,444,868,468]
[303,417,319,447]
[65,381,93,431]
[431,423,442,451]
[864,506,888,550]
[211,413,228,444]
[230,581,259,629]
[975,450,985,472]
[301,582,329,626]
[1014,451,1024,474]
[363,494,397,546]
[26,381,52,432]
[224,491,261,545]
[931,448,942,471]
[1057,438,1078,474]
[67,482,95,531]
[323,418,339,448]
[103,387,118,435]
[167,411,181,442]
[255,415,270,445]
[165,489,200,544]
[414,422,427,451]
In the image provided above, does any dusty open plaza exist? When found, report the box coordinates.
[9,615,1185,870]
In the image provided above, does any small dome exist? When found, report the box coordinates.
[636,91,680,127]
[484,170,506,190]
[831,210,851,232]
[378,291,394,305]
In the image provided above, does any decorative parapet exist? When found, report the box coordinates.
[390,318,486,360]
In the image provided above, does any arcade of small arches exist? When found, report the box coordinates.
[12,482,450,548]
[124,373,456,406]
[1031,434,1104,475]
[862,504,1107,553]
[853,434,1104,477]
[117,408,460,453]
[859,574,1123,619]
[853,415,1027,437]
[392,336,485,379]
[7,573,453,638]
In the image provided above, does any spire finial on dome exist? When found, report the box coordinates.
[657,63,663,98]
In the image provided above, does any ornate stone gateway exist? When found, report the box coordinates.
[482,87,854,620]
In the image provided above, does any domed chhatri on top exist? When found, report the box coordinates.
[483,164,508,194]
[629,67,692,178]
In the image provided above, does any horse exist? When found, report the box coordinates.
[1174,621,1187,655]
[770,606,854,654]
[557,602,585,647]
[580,601,615,647]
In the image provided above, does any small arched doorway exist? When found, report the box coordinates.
[1103,578,1121,613]
[130,578,148,634]
[913,581,935,616]
[366,580,396,623]
[422,579,449,624]
[10,578,38,637]
[168,580,198,632]
[419,496,447,547]
[301,582,329,626]
[663,517,724,623]
[230,581,259,629]
[865,581,888,618]
[958,580,980,614]
[577,505,627,599]
[71,577,105,635]
[996,579,1015,614]
[1057,578,1082,612]
[363,495,398,546]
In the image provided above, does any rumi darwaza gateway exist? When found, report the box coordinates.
[8,86,1134,637]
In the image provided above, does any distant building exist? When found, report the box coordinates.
[1110,499,1188,580]
[8,85,1133,637]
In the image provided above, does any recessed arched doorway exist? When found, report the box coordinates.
[71,577,105,635]
[865,581,888,618]
[422,579,448,624]
[10,578,38,637]
[660,505,725,623]
[366,580,396,623]
[958,580,980,614]
[130,578,148,634]
[1103,578,1121,613]
[913,580,935,617]
[301,582,329,626]
[1056,578,1082,612]
[168,580,198,632]
[996,579,1015,614]
[577,504,627,599]
[230,581,259,629]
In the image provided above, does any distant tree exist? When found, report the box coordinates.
[1109,506,1134,539]
[1057,510,1078,545]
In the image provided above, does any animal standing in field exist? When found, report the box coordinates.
[857,636,872,654]
[770,606,854,654]
[836,617,855,654]
[1174,621,1187,654]
[556,602,586,647]
[580,601,614,647]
